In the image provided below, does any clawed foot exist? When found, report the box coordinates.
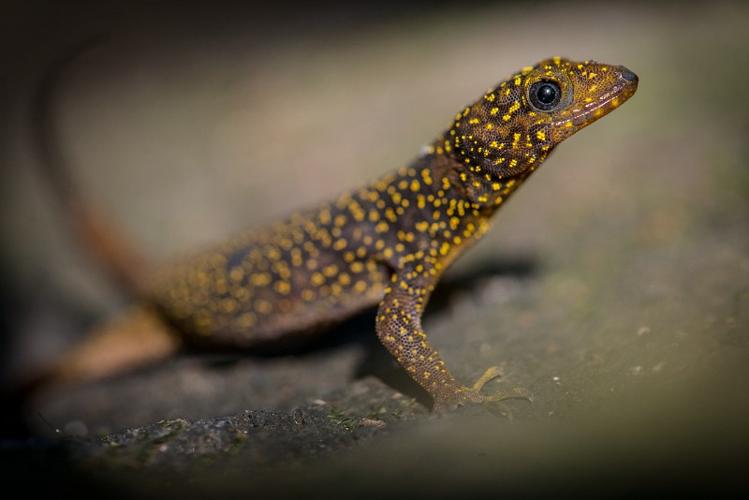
[470,365,533,402]
[433,366,533,412]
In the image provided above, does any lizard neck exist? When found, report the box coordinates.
[425,136,536,215]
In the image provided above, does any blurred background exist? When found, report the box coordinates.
[1,0,747,496]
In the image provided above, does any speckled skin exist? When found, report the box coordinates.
[148,58,638,408]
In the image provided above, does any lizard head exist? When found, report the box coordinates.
[442,57,638,182]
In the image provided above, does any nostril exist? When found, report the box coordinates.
[620,66,638,83]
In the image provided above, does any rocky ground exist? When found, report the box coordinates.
[1,1,748,497]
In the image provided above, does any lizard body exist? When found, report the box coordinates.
[42,56,638,409]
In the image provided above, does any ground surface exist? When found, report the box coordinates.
[1,1,747,497]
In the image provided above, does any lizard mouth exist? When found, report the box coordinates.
[551,66,638,140]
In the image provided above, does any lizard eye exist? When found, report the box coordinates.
[528,80,562,111]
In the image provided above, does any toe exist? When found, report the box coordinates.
[471,365,505,392]
[484,386,534,403]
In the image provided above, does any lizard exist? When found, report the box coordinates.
[34,49,638,411]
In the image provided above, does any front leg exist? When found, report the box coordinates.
[375,264,513,410]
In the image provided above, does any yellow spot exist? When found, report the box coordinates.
[290,249,303,267]
[266,247,281,261]
[323,264,338,277]
[237,313,255,328]
[274,281,291,295]
[250,273,272,286]
[229,267,244,283]
[221,298,238,314]
[255,299,272,314]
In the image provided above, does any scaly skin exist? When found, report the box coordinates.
[147,57,638,409]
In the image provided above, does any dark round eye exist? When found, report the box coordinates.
[529,80,562,111]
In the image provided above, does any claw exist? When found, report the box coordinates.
[432,367,533,412]
[471,366,533,404]
[470,365,504,392]
[483,386,533,403]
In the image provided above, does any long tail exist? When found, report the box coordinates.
[23,38,181,393]
[31,36,150,297]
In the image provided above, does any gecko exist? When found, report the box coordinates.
[36,53,638,411]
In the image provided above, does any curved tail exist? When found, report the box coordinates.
[32,36,150,297]
[18,39,183,394]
